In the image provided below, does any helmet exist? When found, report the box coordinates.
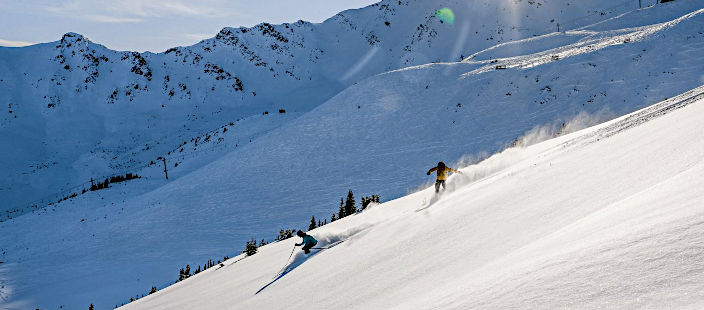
[297,230,305,237]
[438,161,446,169]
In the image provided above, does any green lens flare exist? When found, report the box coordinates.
[435,7,455,25]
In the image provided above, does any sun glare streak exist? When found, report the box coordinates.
[341,46,379,82]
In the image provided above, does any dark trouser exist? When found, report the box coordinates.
[435,180,446,193]
[302,242,317,254]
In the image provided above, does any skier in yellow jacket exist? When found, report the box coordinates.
[426,161,460,193]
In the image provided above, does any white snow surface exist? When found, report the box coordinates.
[2,0,704,309]
[0,0,654,215]
[124,88,704,309]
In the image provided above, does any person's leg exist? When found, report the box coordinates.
[302,244,313,254]
[441,180,446,190]
[435,181,440,193]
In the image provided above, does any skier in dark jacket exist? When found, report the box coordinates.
[295,230,318,254]
[427,161,461,193]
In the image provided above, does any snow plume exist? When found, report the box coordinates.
[315,216,377,246]
[405,110,615,196]
[446,110,614,192]
[513,109,614,148]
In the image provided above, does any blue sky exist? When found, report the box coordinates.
[0,0,380,52]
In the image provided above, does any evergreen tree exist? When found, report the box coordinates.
[309,216,317,230]
[104,178,110,188]
[345,190,357,216]
[179,268,185,281]
[331,213,337,222]
[245,238,258,256]
[149,286,158,294]
[184,264,191,278]
[88,303,94,310]
[338,198,345,219]
[361,196,369,210]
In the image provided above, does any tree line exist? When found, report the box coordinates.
[114,190,380,308]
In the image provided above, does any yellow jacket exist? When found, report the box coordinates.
[427,166,457,180]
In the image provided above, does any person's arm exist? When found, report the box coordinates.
[448,167,461,174]
[426,167,438,175]
[296,236,310,246]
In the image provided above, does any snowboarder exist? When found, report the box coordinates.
[426,161,460,193]
[295,230,318,254]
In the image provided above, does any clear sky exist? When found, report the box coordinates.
[0,0,380,52]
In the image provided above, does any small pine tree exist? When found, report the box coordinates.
[88,303,95,310]
[338,198,345,219]
[245,238,258,256]
[184,264,191,278]
[149,286,158,294]
[179,268,185,281]
[260,238,268,246]
[331,213,337,222]
[344,190,356,216]
[361,197,369,210]
[309,216,317,230]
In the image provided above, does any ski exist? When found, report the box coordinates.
[271,240,345,279]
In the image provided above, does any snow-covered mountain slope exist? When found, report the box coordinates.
[2,1,704,309]
[124,86,704,309]
[0,0,653,216]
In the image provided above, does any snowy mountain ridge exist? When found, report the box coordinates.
[0,0,651,216]
[2,0,704,309]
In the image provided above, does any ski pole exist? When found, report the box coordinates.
[274,245,297,278]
